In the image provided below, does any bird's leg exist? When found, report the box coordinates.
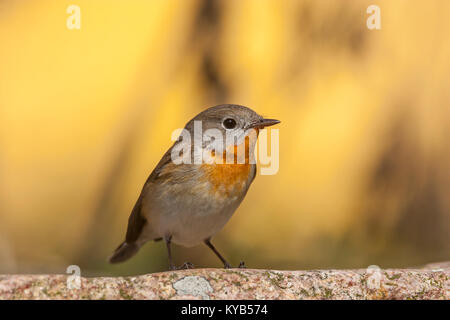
[204,238,231,269]
[165,235,176,271]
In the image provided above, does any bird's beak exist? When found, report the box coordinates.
[246,118,280,130]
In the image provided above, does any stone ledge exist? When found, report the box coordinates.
[0,262,448,300]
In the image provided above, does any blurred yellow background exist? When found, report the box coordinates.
[0,0,449,276]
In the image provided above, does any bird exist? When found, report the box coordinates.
[109,104,280,269]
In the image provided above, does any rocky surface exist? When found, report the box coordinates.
[0,262,448,300]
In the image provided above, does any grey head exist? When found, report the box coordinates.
[184,104,280,134]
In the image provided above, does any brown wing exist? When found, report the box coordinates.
[124,146,174,243]
[109,146,176,263]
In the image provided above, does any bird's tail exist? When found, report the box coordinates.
[109,241,140,264]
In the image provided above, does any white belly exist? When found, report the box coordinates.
[141,180,248,247]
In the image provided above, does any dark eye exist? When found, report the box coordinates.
[222,118,237,129]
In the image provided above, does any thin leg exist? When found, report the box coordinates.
[204,238,231,268]
[165,235,176,270]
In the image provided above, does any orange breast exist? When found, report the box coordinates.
[201,135,254,197]
[201,163,252,197]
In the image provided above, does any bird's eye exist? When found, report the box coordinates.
[222,118,237,129]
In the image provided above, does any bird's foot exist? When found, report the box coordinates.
[222,261,246,269]
[169,263,177,271]
[179,262,195,270]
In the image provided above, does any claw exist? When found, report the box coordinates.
[179,262,195,270]
[169,264,177,271]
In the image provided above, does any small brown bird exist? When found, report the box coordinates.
[109,104,280,269]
